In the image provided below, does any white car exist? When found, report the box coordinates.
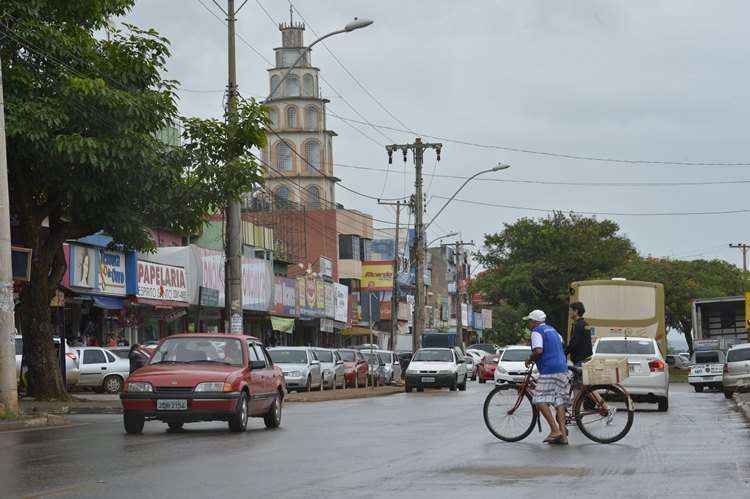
[688,350,725,393]
[75,347,130,393]
[405,348,468,392]
[592,337,669,412]
[16,335,80,386]
[494,345,536,384]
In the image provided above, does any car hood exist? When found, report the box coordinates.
[130,364,239,386]
[498,361,528,372]
[408,361,455,371]
[276,363,309,371]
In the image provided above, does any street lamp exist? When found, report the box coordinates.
[428,232,459,247]
[425,163,510,230]
[267,18,374,100]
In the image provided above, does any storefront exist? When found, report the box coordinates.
[129,259,189,343]
[269,277,297,346]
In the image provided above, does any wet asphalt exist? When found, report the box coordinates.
[2,382,749,499]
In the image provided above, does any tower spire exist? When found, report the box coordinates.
[290,4,294,25]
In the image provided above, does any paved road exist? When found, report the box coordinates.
[2,383,749,498]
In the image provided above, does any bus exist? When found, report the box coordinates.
[568,279,666,355]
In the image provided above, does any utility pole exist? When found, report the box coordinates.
[452,240,474,351]
[730,243,750,273]
[386,139,442,353]
[378,199,402,350]
[0,53,19,414]
[224,0,245,333]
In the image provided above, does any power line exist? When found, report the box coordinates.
[431,196,750,217]
[196,0,273,66]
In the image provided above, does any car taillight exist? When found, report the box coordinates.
[66,353,77,361]
[649,359,665,372]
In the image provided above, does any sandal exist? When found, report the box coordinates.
[549,436,569,445]
[543,433,562,443]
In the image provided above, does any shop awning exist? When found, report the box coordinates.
[92,295,125,310]
[134,297,189,308]
[342,326,387,337]
[271,316,295,334]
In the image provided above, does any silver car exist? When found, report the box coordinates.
[723,343,750,399]
[376,350,402,384]
[15,335,81,386]
[361,351,387,385]
[269,346,323,392]
[464,355,477,381]
[74,346,130,393]
[313,348,346,389]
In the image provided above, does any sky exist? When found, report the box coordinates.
[122,0,750,267]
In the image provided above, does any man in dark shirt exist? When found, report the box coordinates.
[565,302,592,366]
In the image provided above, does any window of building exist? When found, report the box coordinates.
[305,106,319,130]
[285,75,300,97]
[268,108,278,128]
[276,141,293,171]
[306,185,321,209]
[339,234,361,260]
[303,74,315,96]
[274,186,291,209]
[270,75,280,97]
[360,238,372,261]
[304,140,321,170]
[286,106,298,128]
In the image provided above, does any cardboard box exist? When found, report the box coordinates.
[582,357,629,385]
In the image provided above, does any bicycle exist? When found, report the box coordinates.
[483,364,634,444]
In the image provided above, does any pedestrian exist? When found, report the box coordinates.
[565,302,592,367]
[128,344,150,374]
[523,309,570,445]
[107,336,117,347]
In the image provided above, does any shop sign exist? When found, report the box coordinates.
[137,260,188,302]
[316,281,326,311]
[320,318,334,333]
[334,283,348,323]
[461,303,468,326]
[164,309,187,322]
[298,277,320,317]
[481,308,493,329]
[272,277,297,316]
[98,250,126,296]
[319,257,333,280]
[325,283,335,319]
[199,286,219,307]
[242,258,274,311]
[361,261,394,291]
[71,245,97,289]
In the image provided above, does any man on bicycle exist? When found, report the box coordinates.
[523,309,570,445]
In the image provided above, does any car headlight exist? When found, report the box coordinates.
[495,366,507,374]
[194,381,230,392]
[287,371,302,377]
[126,381,153,393]
[406,369,417,375]
[439,369,454,375]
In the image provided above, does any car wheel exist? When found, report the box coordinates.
[103,375,123,394]
[167,422,184,431]
[123,411,144,435]
[657,396,669,412]
[405,382,413,393]
[694,384,704,393]
[264,393,283,429]
[228,392,249,433]
[479,377,486,384]
[306,376,312,392]
[724,390,734,400]
[450,376,458,391]
[459,377,467,391]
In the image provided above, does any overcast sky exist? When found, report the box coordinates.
[123,1,750,267]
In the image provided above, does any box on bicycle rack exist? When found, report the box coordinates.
[582,357,629,385]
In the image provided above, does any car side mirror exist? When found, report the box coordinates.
[249,360,266,370]
[336,360,344,365]
[311,360,320,366]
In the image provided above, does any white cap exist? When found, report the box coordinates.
[522,310,546,322]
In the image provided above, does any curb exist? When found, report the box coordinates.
[0,413,71,432]
[732,392,750,424]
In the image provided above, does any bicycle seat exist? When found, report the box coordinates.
[568,365,583,376]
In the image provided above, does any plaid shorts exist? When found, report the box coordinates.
[533,372,571,407]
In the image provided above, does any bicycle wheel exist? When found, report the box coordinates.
[483,385,538,442]
[574,384,634,444]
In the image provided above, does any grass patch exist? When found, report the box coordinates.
[0,409,18,420]
[669,366,689,383]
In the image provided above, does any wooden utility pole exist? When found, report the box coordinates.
[730,243,750,272]
[378,199,402,350]
[386,139,442,353]
[0,53,19,414]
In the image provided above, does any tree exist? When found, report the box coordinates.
[615,257,746,352]
[475,213,636,332]
[2,2,267,398]
[481,303,529,346]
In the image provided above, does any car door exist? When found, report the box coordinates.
[253,342,277,410]
[245,341,267,414]
[309,349,322,387]
[79,348,109,386]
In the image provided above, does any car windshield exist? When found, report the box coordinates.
[315,350,334,362]
[363,353,379,363]
[695,351,721,364]
[339,351,355,362]
[596,340,655,355]
[727,348,750,363]
[269,349,308,364]
[378,353,392,363]
[151,338,243,366]
[412,350,453,362]
[502,349,530,362]
[484,356,498,365]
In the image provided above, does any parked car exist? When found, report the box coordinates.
[666,353,691,369]
[477,354,499,383]
[405,347,468,392]
[397,351,413,374]
[722,343,750,399]
[108,347,131,359]
[75,346,130,393]
[338,348,368,388]
[467,343,498,355]
[313,348,345,389]
[593,336,669,412]
[268,346,323,392]
[376,350,402,384]
[120,334,284,434]
[494,346,535,384]
[15,335,80,386]
[361,351,387,386]
[464,355,477,381]
[688,349,726,393]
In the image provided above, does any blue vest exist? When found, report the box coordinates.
[535,324,568,375]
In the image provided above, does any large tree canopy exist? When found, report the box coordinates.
[2,1,267,398]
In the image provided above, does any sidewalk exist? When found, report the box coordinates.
[19,385,403,416]
[733,392,750,423]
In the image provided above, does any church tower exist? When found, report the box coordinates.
[261,18,337,211]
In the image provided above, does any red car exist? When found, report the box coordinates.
[338,349,368,388]
[478,354,500,383]
[120,334,285,434]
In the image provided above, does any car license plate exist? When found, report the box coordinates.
[421,377,435,383]
[157,399,187,411]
